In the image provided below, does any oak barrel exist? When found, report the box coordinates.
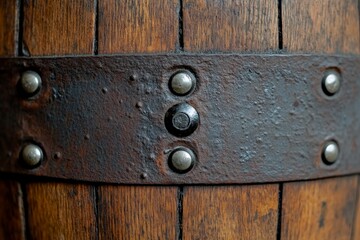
[0,0,359,239]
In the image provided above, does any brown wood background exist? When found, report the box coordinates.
[0,0,359,239]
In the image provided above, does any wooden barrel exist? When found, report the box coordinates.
[0,0,359,239]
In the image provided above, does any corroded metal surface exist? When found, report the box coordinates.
[0,54,359,184]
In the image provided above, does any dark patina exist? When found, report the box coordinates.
[0,54,359,184]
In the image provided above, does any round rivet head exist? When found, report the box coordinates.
[169,147,195,173]
[322,141,339,164]
[165,103,199,137]
[21,144,43,167]
[169,71,196,96]
[322,71,341,96]
[20,71,42,96]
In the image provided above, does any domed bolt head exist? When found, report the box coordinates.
[168,147,196,173]
[322,141,339,165]
[169,71,196,96]
[20,71,42,96]
[322,71,341,96]
[165,103,199,137]
[21,144,43,167]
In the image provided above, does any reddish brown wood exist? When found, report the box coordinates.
[351,176,360,240]
[98,0,179,53]
[281,176,358,239]
[22,1,98,239]
[282,0,360,53]
[26,183,97,240]
[0,180,25,240]
[98,186,178,239]
[182,185,279,240]
[183,0,278,51]
[95,2,179,239]
[23,0,95,56]
[181,2,280,239]
[0,2,25,239]
[281,1,360,239]
[0,0,18,56]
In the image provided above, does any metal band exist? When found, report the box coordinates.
[0,54,359,184]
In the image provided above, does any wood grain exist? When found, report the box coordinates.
[281,176,358,240]
[181,2,280,239]
[0,2,24,239]
[282,0,360,53]
[96,2,179,239]
[182,185,279,240]
[0,0,18,56]
[23,2,97,239]
[98,0,179,53]
[26,183,97,240]
[98,186,178,240]
[23,0,95,56]
[0,180,25,240]
[183,0,278,51]
[351,176,360,240]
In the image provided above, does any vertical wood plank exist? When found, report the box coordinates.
[352,176,360,240]
[98,186,177,240]
[282,1,360,239]
[183,0,278,51]
[26,183,97,240]
[0,2,25,239]
[0,0,18,56]
[23,1,97,239]
[282,0,360,53]
[97,1,179,239]
[0,180,25,240]
[23,0,95,56]
[182,1,280,239]
[281,176,358,240]
[182,185,279,240]
[98,0,179,53]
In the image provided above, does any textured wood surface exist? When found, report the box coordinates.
[22,1,97,239]
[182,185,279,240]
[1,0,360,239]
[26,183,97,240]
[352,177,360,240]
[282,1,360,239]
[282,0,360,53]
[98,186,178,240]
[23,0,95,56]
[0,0,18,56]
[0,180,25,240]
[181,2,279,239]
[183,0,278,51]
[96,2,179,239]
[98,0,179,53]
[281,176,358,240]
[0,2,24,239]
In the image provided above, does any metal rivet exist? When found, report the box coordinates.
[169,71,196,96]
[322,71,341,96]
[20,71,42,95]
[169,147,195,173]
[165,103,199,137]
[322,141,339,164]
[21,144,43,167]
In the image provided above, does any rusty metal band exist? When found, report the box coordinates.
[0,54,359,184]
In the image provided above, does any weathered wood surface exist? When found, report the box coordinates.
[281,176,358,240]
[183,185,279,240]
